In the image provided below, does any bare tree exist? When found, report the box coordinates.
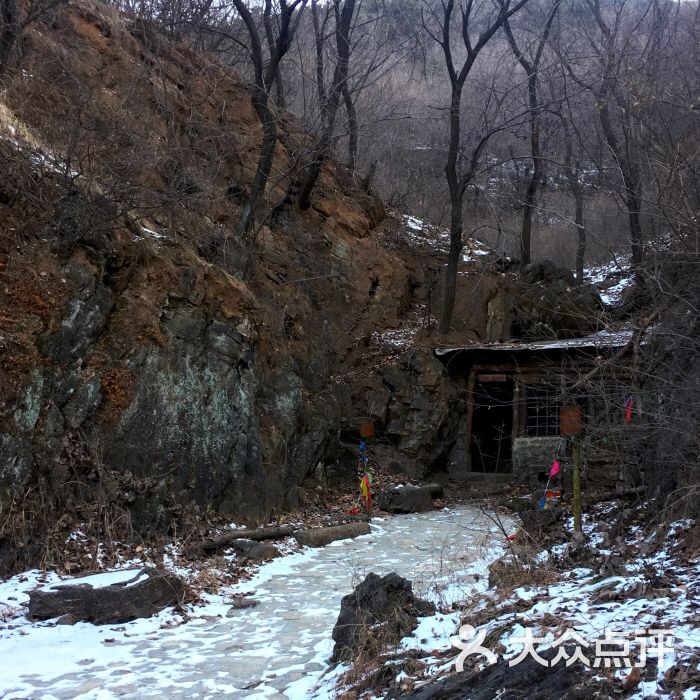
[562,117,588,282]
[228,0,307,234]
[263,0,288,108]
[504,1,559,267]
[296,0,356,209]
[423,0,533,333]
[311,0,330,111]
[555,0,668,284]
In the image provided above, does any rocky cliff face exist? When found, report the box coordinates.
[3,0,603,573]
[1,167,268,536]
[0,0,472,571]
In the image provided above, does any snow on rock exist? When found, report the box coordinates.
[399,213,450,253]
[461,239,495,264]
[586,260,634,306]
[141,226,165,240]
[42,569,149,591]
[399,213,497,265]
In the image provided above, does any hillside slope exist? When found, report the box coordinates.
[0,0,467,571]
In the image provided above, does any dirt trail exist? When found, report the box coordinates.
[0,506,510,699]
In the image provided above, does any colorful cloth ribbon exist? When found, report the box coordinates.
[549,459,561,478]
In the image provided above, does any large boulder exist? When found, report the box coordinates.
[331,572,435,662]
[228,539,278,561]
[28,568,185,624]
[513,261,603,339]
[379,485,435,514]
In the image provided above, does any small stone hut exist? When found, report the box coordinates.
[435,329,639,486]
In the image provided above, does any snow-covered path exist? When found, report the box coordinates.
[0,507,509,699]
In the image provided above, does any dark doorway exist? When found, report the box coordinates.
[471,380,514,473]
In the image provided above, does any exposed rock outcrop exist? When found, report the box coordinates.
[331,572,435,662]
[0,0,439,571]
[512,261,603,339]
[347,350,463,481]
[379,485,434,514]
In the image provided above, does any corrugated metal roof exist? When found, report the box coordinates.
[435,328,634,357]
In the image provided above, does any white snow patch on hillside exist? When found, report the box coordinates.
[389,508,700,699]
[586,261,634,306]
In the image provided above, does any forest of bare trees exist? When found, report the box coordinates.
[62,0,697,325]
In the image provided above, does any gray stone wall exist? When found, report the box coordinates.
[512,436,563,484]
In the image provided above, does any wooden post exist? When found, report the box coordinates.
[560,405,583,536]
[572,437,582,533]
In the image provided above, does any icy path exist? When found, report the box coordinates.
[0,507,510,699]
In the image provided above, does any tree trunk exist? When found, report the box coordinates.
[342,82,358,175]
[263,0,286,109]
[231,0,305,234]
[596,88,644,276]
[311,0,327,109]
[563,124,586,283]
[574,188,585,283]
[504,7,558,268]
[236,88,278,235]
[519,115,542,267]
[625,187,644,269]
[275,64,286,109]
[439,87,464,335]
[298,0,355,210]
[196,524,296,553]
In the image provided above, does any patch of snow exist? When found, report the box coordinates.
[142,226,165,240]
[390,505,699,699]
[44,569,148,591]
[585,261,634,306]
[404,215,424,232]
[401,612,462,652]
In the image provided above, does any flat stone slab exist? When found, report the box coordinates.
[294,522,371,547]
